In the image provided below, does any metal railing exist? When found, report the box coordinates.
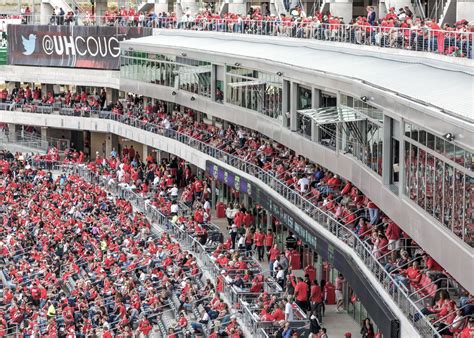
[13,17,473,59]
[20,109,440,336]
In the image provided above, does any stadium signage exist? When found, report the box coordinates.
[7,25,151,70]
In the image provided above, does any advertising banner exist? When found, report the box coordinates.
[7,24,151,70]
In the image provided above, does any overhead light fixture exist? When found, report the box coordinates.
[360,96,368,102]
[171,91,177,96]
[181,52,187,57]
[234,62,241,67]
[276,71,283,76]
[443,133,455,142]
[190,96,196,101]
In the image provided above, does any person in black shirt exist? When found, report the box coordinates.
[286,232,297,250]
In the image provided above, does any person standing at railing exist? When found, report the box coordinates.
[366,6,376,26]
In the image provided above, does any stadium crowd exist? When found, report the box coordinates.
[1,86,474,335]
[0,154,245,337]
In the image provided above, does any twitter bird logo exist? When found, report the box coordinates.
[21,34,36,55]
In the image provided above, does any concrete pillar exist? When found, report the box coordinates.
[142,144,149,162]
[312,88,320,109]
[228,0,246,14]
[106,88,119,105]
[105,133,119,158]
[154,0,169,14]
[40,3,53,25]
[156,149,162,164]
[211,64,217,102]
[399,121,406,197]
[329,0,353,24]
[41,84,54,95]
[8,124,17,141]
[311,121,319,143]
[382,115,392,186]
[289,82,298,131]
[266,211,272,232]
[211,179,216,208]
[41,127,48,149]
[96,0,108,23]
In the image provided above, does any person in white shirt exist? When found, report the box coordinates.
[285,296,294,321]
[170,202,179,215]
[203,199,211,214]
[297,175,310,193]
[168,184,178,200]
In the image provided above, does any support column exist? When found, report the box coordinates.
[96,0,108,23]
[41,84,54,95]
[266,211,272,232]
[105,133,119,158]
[180,2,199,16]
[311,121,319,143]
[211,64,217,102]
[329,0,353,23]
[142,144,149,162]
[154,0,168,14]
[399,120,406,197]
[289,82,298,131]
[7,124,17,141]
[40,2,53,25]
[211,179,216,208]
[106,88,119,105]
[382,115,392,186]
[312,88,320,109]
[41,127,48,149]
[228,0,246,14]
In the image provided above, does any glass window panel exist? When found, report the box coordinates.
[455,146,465,167]
[425,154,435,216]
[410,124,418,142]
[453,170,465,241]
[427,132,435,150]
[435,136,444,155]
[418,149,426,209]
[404,141,411,195]
[297,86,311,110]
[465,175,473,247]
[465,151,473,171]
[433,158,444,222]
[445,142,456,161]
[419,130,427,146]
[443,163,454,230]
[409,144,418,201]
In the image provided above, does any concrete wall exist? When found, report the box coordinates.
[456,0,473,22]
[0,66,120,90]
[90,132,107,158]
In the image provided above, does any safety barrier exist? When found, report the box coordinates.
[14,16,473,59]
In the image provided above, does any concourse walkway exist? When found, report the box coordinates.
[210,211,361,337]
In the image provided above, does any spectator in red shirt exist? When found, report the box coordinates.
[294,277,309,312]
[310,280,323,323]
